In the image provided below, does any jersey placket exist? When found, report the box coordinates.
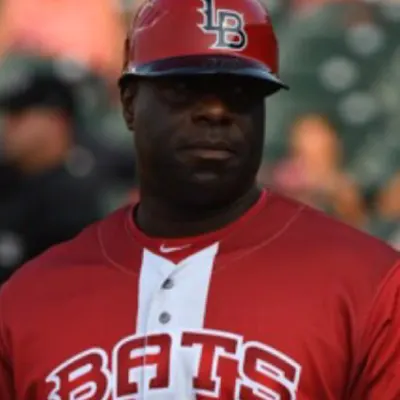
[136,243,219,398]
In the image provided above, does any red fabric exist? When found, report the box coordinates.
[0,191,399,398]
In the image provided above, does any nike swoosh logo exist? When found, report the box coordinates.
[159,244,191,253]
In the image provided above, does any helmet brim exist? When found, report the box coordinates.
[119,54,288,97]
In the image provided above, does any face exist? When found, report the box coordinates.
[123,75,266,209]
[2,108,71,170]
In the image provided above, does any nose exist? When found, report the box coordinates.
[191,95,233,126]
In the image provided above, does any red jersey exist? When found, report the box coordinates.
[0,190,399,399]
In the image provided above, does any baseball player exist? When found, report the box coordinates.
[1,0,399,398]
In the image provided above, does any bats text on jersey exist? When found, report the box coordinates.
[46,329,302,399]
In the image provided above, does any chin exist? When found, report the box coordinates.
[191,170,224,184]
[157,158,257,209]
[171,174,245,210]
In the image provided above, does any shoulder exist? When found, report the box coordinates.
[349,260,400,396]
[258,192,400,344]
[266,191,398,269]
[254,192,399,310]
[0,206,129,309]
[297,200,397,272]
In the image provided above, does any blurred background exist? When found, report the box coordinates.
[0,0,398,284]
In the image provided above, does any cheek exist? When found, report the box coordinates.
[4,125,35,149]
[237,119,264,169]
[239,118,263,150]
[248,105,266,147]
[134,112,177,165]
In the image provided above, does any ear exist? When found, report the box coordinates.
[120,85,136,131]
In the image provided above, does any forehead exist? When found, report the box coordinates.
[137,74,264,93]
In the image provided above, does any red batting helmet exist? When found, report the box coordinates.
[120,0,288,96]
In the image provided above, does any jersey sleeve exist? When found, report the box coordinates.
[0,284,14,399]
[350,260,400,399]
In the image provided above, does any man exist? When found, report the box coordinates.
[0,0,399,398]
[0,53,101,284]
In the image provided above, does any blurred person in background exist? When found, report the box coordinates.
[0,0,139,215]
[271,114,366,227]
[0,53,102,284]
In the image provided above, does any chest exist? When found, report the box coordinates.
[14,248,351,399]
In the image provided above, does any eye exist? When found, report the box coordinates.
[157,80,194,106]
[224,83,263,113]
[233,84,245,96]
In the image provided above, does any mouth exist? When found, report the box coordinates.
[180,148,234,160]
[176,143,237,161]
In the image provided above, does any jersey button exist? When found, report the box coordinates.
[159,312,171,324]
[162,278,174,289]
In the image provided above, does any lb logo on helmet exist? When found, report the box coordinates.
[197,0,248,51]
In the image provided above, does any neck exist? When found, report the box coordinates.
[135,185,262,238]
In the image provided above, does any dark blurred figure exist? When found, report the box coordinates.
[0,53,102,284]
